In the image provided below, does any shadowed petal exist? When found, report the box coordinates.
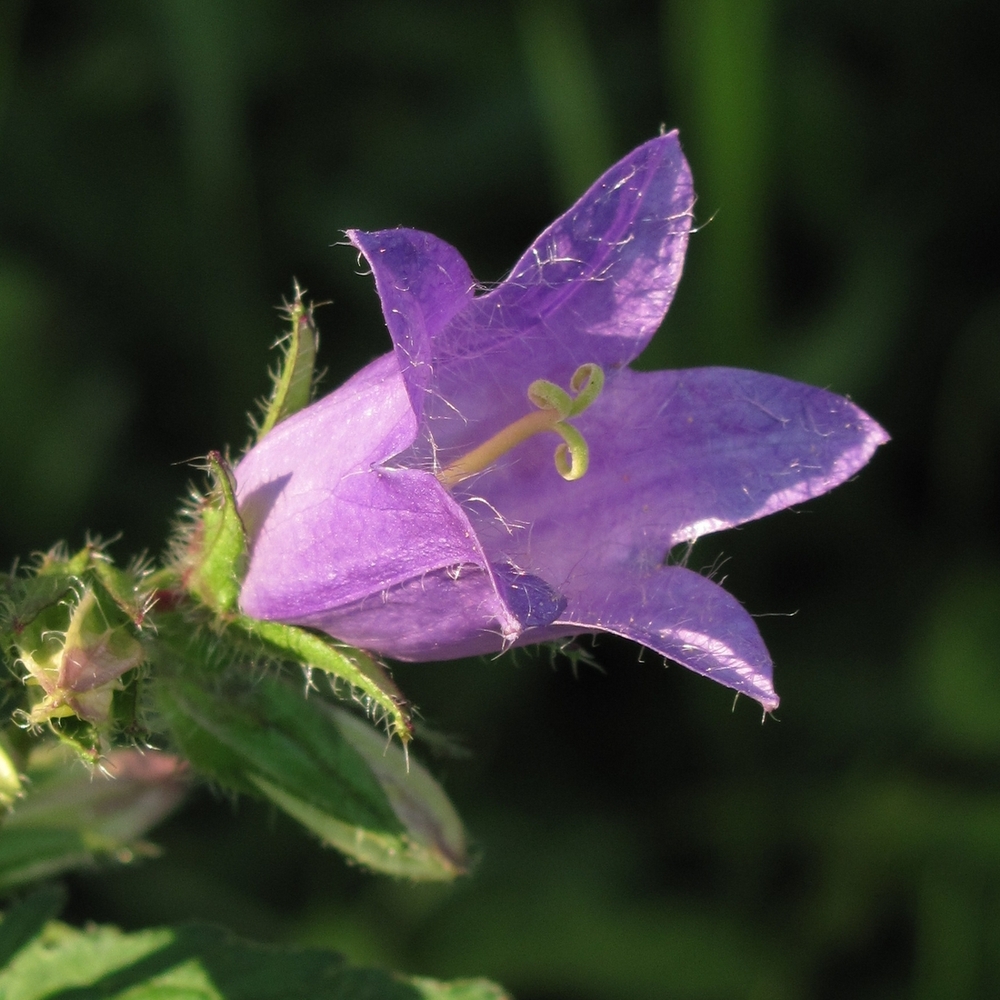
[237,354,504,627]
[556,564,778,711]
[292,562,521,661]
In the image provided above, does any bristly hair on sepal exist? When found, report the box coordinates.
[251,281,324,447]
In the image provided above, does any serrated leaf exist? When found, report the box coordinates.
[0,921,509,1000]
[0,922,175,999]
[246,619,412,741]
[256,283,319,441]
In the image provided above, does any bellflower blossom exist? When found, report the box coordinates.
[235,133,887,711]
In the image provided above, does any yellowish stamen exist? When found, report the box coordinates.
[437,363,604,489]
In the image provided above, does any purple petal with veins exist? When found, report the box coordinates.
[236,132,888,710]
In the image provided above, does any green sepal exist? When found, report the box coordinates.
[255,282,320,441]
[4,542,154,631]
[29,587,145,727]
[0,921,508,1000]
[185,452,247,614]
[90,558,154,627]
[1,567,69,645]
[1,553,75,690]
[245,617,412,742]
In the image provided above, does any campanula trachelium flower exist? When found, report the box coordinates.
[235,133,888,711]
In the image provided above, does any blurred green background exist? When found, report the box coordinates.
[1,0,998,997]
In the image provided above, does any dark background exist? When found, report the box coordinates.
[2,1,998,997]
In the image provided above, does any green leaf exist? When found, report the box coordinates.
[0,922,169,999]
[0,739,23,809]
[0,884,66,967]
[409,979,511,1000]
[0,744,188,895]
[330,707,468,879]
[155,674,468,880]
[255,283,319,440]
[185,453,247,614]
[245,619,412,742]
[0,827,93,896]
[155,674,402,833]
[0,922,509,1000]
[253,704,468,881]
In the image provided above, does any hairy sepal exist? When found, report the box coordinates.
[255,282,320,441]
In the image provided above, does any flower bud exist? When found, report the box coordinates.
[20,585,145,727]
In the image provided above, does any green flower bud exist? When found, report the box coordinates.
[20,585,145,727]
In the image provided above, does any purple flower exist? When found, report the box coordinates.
[235,133,887,711]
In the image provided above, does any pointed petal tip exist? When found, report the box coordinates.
[757,688,781,714]
[867,414,892,449]
[823,406,890,494]
[557,565,780,710]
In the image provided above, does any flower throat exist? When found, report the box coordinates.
[437,363,604,489]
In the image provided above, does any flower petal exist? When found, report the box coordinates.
[347,228,477,422]
[555,563,779,710]
[350,133,695,462]
[236,354,510,636]
[468,131,694,371]
[433,134,694,457]
[465,366,889,586]
[293,562,521,661]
